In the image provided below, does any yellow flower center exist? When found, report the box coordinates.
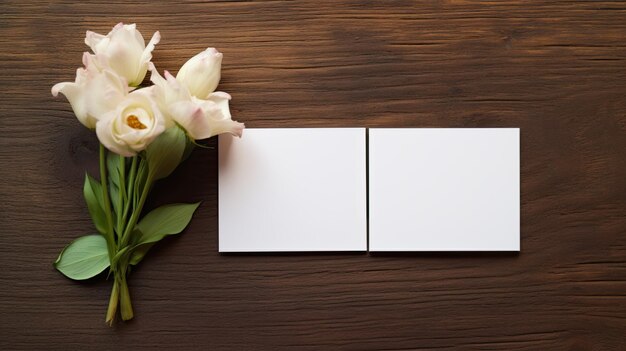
[126,115,147,130]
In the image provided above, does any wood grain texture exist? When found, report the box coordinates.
[1,0,626,349]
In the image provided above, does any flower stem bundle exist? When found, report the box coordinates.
[51,23,244,325]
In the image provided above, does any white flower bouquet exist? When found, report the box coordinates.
[51,23,244,325]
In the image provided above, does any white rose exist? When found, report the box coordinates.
[52,53,128,129]
[149,64,244,140]
[176,48,222,99]
[95,87,166,157]
[85,23,160,87]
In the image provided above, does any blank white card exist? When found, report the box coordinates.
[369,128,520,251]
[219,128,367,252]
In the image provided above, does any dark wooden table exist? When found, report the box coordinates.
[2,1,626,350]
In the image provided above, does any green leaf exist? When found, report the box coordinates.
[54,235,110,280]
[129,243,154,266]
[133,159,149,209]
[109,184,120,219]
[145,126,187,181]
[107,152,123,216]
[128,203,201,265]
[181,136,196,163]
[84,174,107,235]
[107,152,122,189]
[136,203,201,245]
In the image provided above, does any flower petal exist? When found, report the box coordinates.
[169,100,211,140]
[52,72,93,127]
[84,30,106,52]
[206,91,232,120]
[170,97,243,140]
[96,112,136,157]
[86,69,128,118]
[95,88,166,156]
[141,31,161,67]
[133,30,161,87]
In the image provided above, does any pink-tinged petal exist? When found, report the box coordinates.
[203,106,244,138]
[84,30,105,51]
[201,93,244,138]
[140,31,160,65]
[52,60,127,129]
[170,96,244,140]
[206,91,232,120]
[169,100,212,140]
[149,64,191,109]
[132,30,160,85]
[82,52,105,74]
[164,70,177,85]
[148,62,165,86]
[210,119,245,138]
[86,69,128,118]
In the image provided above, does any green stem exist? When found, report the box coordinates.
[116,156,126,240]
[119,268,134,321]
[120,171,153,249]
[121,156,138,227]
[99,144,117,261]
[105,279,119,326]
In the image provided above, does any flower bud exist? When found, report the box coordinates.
[176,48,222,99]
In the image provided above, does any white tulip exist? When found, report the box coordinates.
[148,63,191,108]
[85,23,160,87]
[176,48,222,99]
[169,93,244,140]
[52,53,128,129]
[149,64,244,140]
[95,87,166,157]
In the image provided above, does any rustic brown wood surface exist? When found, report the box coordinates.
[2,1,626,350]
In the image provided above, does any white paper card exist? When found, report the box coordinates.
[369,128,520,251]
[219,128,367,252]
